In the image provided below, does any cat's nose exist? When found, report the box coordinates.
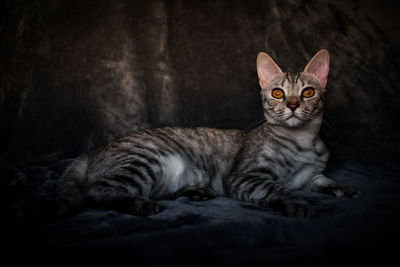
[287,102,299,111]
[286,96,300,111]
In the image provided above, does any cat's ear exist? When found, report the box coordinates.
[303,49,330,89]
[257,52,283,89]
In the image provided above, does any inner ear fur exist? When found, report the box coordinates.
[303,49,330,89]
[257,52,283,90]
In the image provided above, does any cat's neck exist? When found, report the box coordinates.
[266,113,323,147]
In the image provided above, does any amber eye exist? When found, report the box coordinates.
[271,88,285,99]
[302,88,315,98]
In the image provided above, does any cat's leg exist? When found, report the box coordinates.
[225,174,312,218]
[84,182,162,216]
[306,174,361,198]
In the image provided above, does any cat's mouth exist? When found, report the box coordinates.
[285,113,308,127]
[287,113,305,121]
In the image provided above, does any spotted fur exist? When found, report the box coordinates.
[55,50,360,218]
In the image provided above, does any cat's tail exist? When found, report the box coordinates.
[54,156,89,218]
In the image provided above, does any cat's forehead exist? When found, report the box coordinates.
[268,72,318,89]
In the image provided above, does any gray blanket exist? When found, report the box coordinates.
[1,159,399,265]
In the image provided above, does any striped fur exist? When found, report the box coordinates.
[55,50,360,218]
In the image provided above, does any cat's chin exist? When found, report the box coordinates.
[284,116,304,128]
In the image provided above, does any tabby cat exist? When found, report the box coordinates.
[55,49,360,218]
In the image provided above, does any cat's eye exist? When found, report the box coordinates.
[271,88,285,99]
[302,88,315,98]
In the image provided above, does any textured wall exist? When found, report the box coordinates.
[1,0,399,165]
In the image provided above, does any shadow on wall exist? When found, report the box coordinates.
[1,0,399,165]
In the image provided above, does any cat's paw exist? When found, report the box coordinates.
[319,183,362,199]
[187,188,216,201]
[268,197,313,218]
[172,187,216,201]
[129,197,163,217]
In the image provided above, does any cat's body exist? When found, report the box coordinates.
[55,50,360,218]
[87,127,242,201]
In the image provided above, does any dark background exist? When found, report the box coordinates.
[1,0,400,265]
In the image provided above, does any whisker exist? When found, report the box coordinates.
[245,116,267,130]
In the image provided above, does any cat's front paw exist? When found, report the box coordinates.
[129,197,163,217]
[319,182,362,199]
[309,176,361,199]
[171,187,217,201]
[268,197,313,218]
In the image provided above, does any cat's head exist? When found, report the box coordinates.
[257,50,330,128]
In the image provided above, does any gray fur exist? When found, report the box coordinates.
[55,50,360,218]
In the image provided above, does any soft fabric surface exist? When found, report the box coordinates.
[2,0,400,162]
[1,159,399,265]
